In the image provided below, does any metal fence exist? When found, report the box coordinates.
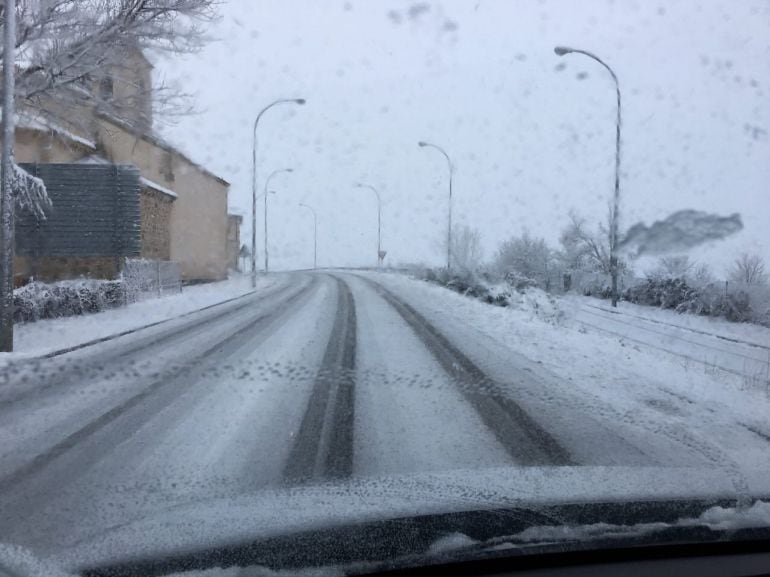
[122,258,182,303]
[16,163,141,258]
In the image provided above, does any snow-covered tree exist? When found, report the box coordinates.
[558,210,595,272]
[493,231,554,287]
[12,162,49,218]
[559,209,634,276]
[4,0,216,116]
[691,263,715,287]
[450,224,483,273]
[729,252,767,286]
[649,255,696,279]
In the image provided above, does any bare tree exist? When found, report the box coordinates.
[558,208,633,293]
[691,263,715,286]
[450,224,483,273]
[559,210,596,272]
[5,0,217,126]
[729,252,767,285]
[650,255,695,279]
[559,210,614,275]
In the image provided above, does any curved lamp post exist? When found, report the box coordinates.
[554,46,621,306]
[354,182,382,268]
[263,168,293,273]
[298,202,317,269]
[251,98,305,284]
[418,141,454,271]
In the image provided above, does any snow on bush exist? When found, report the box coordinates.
[14,279,125,323]
[13,163,51,219]
[415,268,563,323]
[619,276,766,326]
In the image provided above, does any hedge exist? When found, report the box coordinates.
[13,279,126,323]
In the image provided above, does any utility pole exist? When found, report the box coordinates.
[1,0,16,351]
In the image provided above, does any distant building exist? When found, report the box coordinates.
[14,48,230,283]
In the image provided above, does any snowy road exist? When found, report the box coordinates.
[0,271,763,557]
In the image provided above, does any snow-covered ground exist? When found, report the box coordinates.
[359,270,770,472]
[2,269,770,570]
[2,274,272,359]
[564,294,770,381]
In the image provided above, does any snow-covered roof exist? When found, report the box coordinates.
[73,156,177,199]
[13,110,97,151]
[97,112,230,188]
[139,176,178,199]
[75,154,111,165]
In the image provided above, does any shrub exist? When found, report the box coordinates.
[416,268,510,306]
[622,277,699,311]
[503,271,539,292]
[618,277,761,325]
[713,291,753,323]
[13,279,126,323]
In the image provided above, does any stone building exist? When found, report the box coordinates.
[14,48,230,282]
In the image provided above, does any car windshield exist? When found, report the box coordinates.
[0,0,768,575]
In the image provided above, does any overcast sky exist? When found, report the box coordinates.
[155,0,769,274]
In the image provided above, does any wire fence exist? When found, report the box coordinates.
[573,302,770,389]
[122,258,182,303]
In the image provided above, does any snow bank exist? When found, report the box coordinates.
[568,295,770,348]
[407,269,565,324]
[2,274,272,359]
[507,286,564,324]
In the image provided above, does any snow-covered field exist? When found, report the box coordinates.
[564,295,770,380]
[360,270,770,472]
[2,274,273,359]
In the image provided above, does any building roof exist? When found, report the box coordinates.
[14,110,98,151]
[14,106,230,190]
[74,155,178,199]
[140,176,178,199]
[97,112,230,188]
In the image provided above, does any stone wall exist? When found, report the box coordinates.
[140,188,173,260]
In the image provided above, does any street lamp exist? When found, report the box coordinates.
[251,97,306,286]
[354,182,382,268]
[418,141,454,271]
[554,45,622,307]
[263,168,293,273]
[254,189,277,202]
[298,202,317,269]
